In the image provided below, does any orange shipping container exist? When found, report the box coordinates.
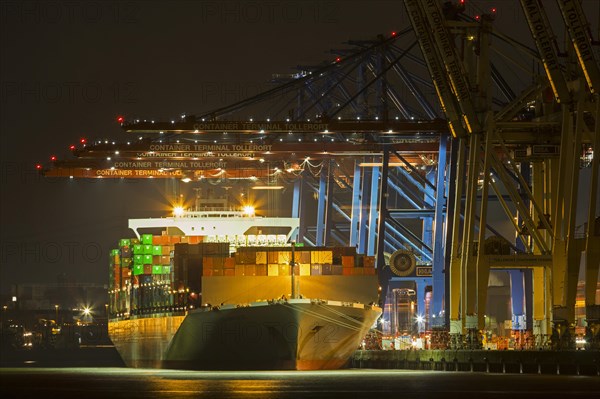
[255,252,267,264]
[342,267,353,276]
[235,264,245,276]
[212,268,223,276]
[311,250,333,264]
[161,246,172,255]
[224,257,235,268]
[278,251,291,264]
[256,265,267,276]
[188,236,201,244]
[352,267,364,275]
[244,264,256,276]
[364,256,376,268]
[203,257,213,268]
[278,264,290,276]
[224,268,235,277]
[267,251,278,264]
[298,251,311,264]
[203,268,213,277]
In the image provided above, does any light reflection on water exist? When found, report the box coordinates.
[147,379,283,398]
[1,368,599,399]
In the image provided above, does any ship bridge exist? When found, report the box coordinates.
[129,210,299,244]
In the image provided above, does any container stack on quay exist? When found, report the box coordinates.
[108,232,377,318]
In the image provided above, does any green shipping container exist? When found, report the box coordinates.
[133,244,143,254]
[143,254,153,264]
[142,234,153,245]
[152,265,163,275]
[133,264,144,275]
[152,245,162,255]
[133,254,144,265]
[110,249,120,256]
[162,266,171,274]
[143,244,153,254]
[119,238,131,247]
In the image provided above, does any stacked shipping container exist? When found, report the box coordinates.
[108,234,377,318]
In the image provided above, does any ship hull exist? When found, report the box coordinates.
[109,299,380,370]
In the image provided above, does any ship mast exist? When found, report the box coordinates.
[291,242,298,299]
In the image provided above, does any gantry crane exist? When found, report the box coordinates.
[402,0,598,349]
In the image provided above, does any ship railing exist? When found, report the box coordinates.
[113,306,190,320]
[173,210,261,219]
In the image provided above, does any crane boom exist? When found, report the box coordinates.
[520,0,571,102]
[420,0,481,135]
[557,0,600,94]
[403,0,468,138]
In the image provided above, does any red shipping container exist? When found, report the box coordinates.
[342,256,355,268]
[342,267,353,276]
[224,257,235,268]
[213,257,225,268]
[203,268,213,277]
[188,236,201,244]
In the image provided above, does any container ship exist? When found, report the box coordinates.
[107,208,381,370]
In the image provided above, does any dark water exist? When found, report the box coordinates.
[1,368,599,398]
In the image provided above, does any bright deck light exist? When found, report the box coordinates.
[173,206,185,217]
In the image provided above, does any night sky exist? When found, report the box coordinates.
[1,1,598,292]
[0,0,409,291]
